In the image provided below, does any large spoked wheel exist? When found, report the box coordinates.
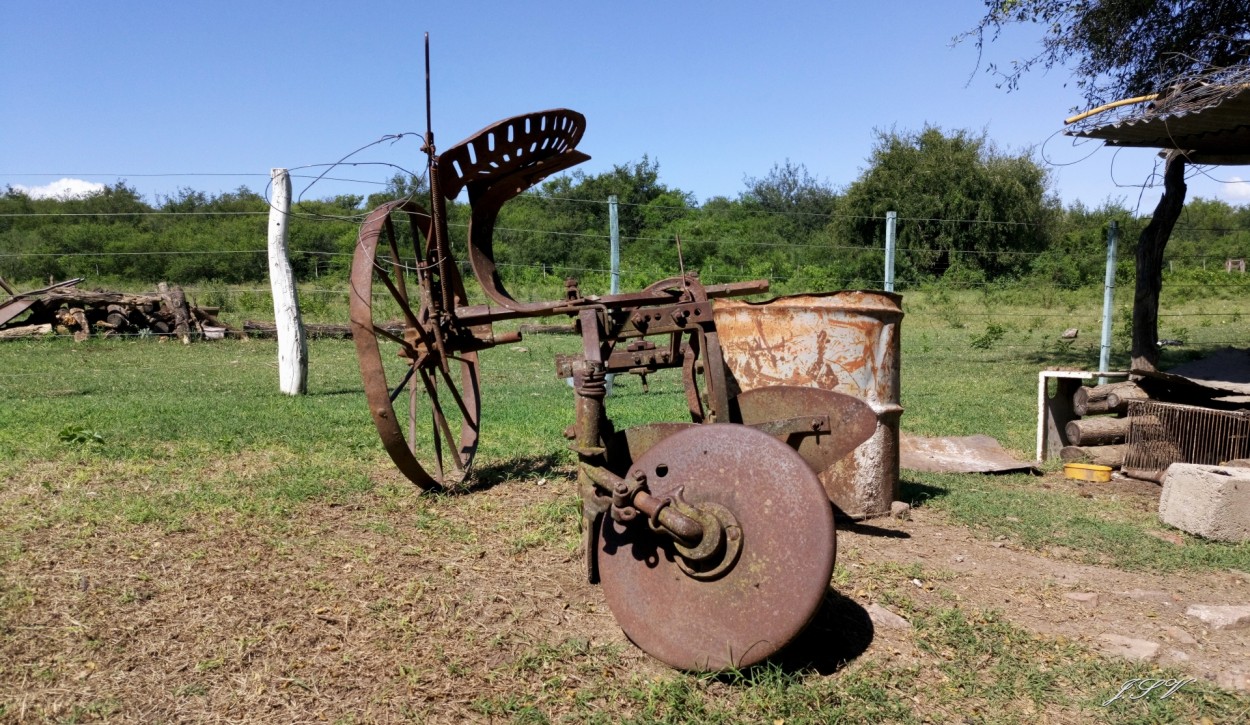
[350,200,481,490]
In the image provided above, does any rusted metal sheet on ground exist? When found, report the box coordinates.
[715,292,904,518]
[900,433,1039,474]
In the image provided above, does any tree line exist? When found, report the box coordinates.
[3,126,1248,291]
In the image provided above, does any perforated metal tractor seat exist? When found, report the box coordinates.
[438,109,592,313]
[438,108,589,202]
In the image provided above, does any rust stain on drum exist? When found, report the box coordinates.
[715,291,904,518]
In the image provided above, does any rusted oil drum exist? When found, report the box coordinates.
[714,291,904,518]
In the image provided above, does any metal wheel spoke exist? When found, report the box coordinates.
[420,367,465,471]
[371,323,410,349]
[429,404,444,480]
[389,365,417,404]
[372,263,423,332]
[409,380,418,456]
[436,360,479,432]
[382,214,410,305]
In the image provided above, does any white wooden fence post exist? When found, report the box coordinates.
[268,168,307,395]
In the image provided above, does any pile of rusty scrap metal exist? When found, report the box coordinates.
[0,276,237,343]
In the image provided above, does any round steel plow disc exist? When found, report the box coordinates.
[598,424,835,671]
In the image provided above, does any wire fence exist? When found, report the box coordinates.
[3,184,1249,364]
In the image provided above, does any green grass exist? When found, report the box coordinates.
[894,285,1250,573]
[463,565,1247,724]
[901,472,1250,572]
[3,281,1249,565]
[3,280,1250,721]
[4,281,1245,560]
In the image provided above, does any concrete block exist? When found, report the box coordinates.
[1159,464,1250,543]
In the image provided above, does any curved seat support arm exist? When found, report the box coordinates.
[465,150,591,313]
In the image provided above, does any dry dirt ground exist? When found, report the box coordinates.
[1,469,1248,722]
[843,502,1250,693]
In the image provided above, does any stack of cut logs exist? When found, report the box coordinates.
[1060,381,1150,468]
[0,280,237,343]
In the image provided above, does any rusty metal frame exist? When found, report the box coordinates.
[350,101,769,492]
[349,38,882,671]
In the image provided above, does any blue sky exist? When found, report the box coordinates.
[3,1,1247,211]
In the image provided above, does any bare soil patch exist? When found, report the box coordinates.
[840,480,1250,693]
[1,470,1247,722]
[1,476,655,722]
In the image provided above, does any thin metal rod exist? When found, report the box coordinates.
[383,215,409,305]
[435,362,478,432]
[409,375,418,456]
[371,262,422,333]
[1098,221,1119,384]
[420,368,463,472]
[421,32,453,316]
[372,323,411,348]
[424,33,432,146]
[389,365,416,403]
[609,195,620,295]
[429,397,443,480]
[884,211,897,292]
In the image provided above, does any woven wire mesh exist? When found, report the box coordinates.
[1124,400,1250,480]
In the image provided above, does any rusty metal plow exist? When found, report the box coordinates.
[349,42,877,671]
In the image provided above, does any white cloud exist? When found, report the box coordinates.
[11,178,106,199]
[1222,175,1250,201]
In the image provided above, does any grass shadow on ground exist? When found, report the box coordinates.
[458,452,573,493]
[306,387,365,397]
[764,588,875,676]
[839,519,911,538]
[899,477,949,508]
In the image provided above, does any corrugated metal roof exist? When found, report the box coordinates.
[1067,85,1250,162]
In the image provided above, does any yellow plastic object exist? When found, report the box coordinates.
[1064,463,1112,482]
